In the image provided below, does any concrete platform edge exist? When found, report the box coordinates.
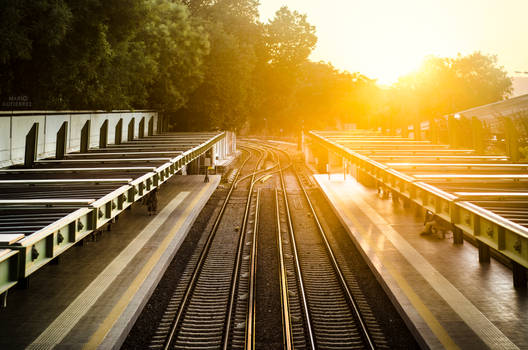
[100,176,220,350]
[314,176,434,350]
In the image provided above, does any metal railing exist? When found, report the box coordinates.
[0,132,226,297]
[308,130,528,287]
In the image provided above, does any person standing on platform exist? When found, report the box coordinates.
[146,189,158,216]
[204,166,209,183]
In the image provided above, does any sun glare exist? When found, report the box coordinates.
[306,0,464,85]
[332,37,427,86]
[259,0,528,85]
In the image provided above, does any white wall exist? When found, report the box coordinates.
[44,114,69,157]
[212,131,237,165]
[9,115,46,163]
[0,111,158,167]
[68,113,90,153]
[0,117,12,164]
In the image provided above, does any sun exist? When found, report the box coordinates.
[260,0,467,86]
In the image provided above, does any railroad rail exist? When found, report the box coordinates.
[268,143,382,349]
[0,132,226,300]
[307,130,528,287]
[139,140,408,348]
[157,145,267,349]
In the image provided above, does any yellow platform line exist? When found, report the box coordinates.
[343,206,459,349]
[85,184,210,349]
[320,177,518,350]
[28,190,191,350]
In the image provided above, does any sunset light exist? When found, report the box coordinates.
[1,0,527,348]
[260,0,528,85]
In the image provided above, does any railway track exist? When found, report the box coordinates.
[148,146,268,349]
[146,141,392,349]
[272,144,387,349]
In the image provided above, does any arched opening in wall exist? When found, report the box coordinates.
[148,117,154,136]
[80,120,91,153]
[115,118,123,145]
[128,118,135,141]
[139,117,145,139]
[99,120,108,148]
[24,122,39,168]
[56,121,68,160]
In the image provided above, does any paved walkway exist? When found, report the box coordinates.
[0,175,219,350]
[315,174,527,350]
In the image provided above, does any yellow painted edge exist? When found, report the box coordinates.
[328,183,460,350]
[85,184,210,349]
[382,260,459,349]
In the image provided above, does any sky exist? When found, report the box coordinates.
[259,0,528,86]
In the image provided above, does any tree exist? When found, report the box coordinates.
[174,0,261,131]
[266,6,317,68]
[249,6,317,134]
[1,1,513,138]
[0,0,207,111]
[0,0,72,65]
[0,0,73,102]
[452,52,512,108]
[143,0,209,111]
[386,52,513,129]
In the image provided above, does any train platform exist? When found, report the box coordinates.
[0,174,219,350]
[315,174,527,350]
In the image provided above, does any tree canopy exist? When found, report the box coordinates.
[0,0,207,110]
[383,52,513,129]
[0,1,513,134]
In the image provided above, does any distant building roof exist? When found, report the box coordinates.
[457,93,528,121]
[436,94,528,135]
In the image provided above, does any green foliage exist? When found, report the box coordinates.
[256,60,380,133]
[249,7,319,134]
[0,0,206,111]
[266,7,317,68]
[176,0,261,131]
[0,0,73,64]
[385,52,513,129]
[184,21,256,129]
[142,0,209,111]
[0,1,515,136]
